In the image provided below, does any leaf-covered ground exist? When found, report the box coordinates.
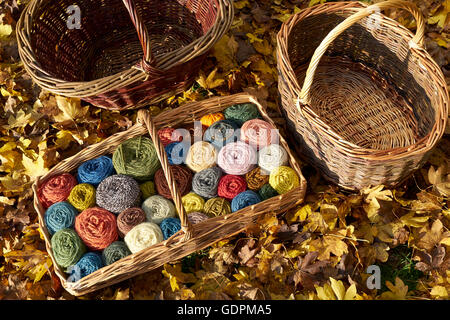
[0,0,449,300]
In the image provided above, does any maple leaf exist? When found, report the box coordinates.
[361,185,393,223]
[414,245,448,274]
[314,278,359,300]
[310,233,349,261]
[428,162,450,197]
[197,68,225,90]
[430,285,449,299]
[379,277,409,300]
[400,212,430,228]
[412,219,450,251]
[53,95,89,122]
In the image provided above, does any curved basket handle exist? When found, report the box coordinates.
[137,110,193,242]
[299,0,425,105]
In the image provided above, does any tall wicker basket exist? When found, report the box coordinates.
[17,0,233,110]
[277,0,448,190]
[32,93,307,296]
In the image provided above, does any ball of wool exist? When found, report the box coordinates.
[180,122,207,142]
[45,201,78,235]
[269,166,300,194]
[204,120,239,149]
[142,195,176,224]
[38,173,77,209]
[258,184,279,200]
[67,183,96,212]
[217,141,257,175]
[187,211,210,225]
[96,174,141,214]
[258,144,289,173]
[182,192,205,213]
[192,167,223,199]
[185,141,217,173]
[217,175,247,200]
[160,217,181,240]
[165,142,189,165]
[139,181,156,200]
[112,136,161,181]
[51,228,86,269]
[231,190,262,212]
[68,252,104,281]
[117,207,147,237]
[102,241,131,265]
[75,207,118,251]
[124,222,164,253]
[204,197,231,217]
[76,156,114,187]
[223,103,260,126]
[157,127,183,147]
[154,165,192,199]
[240,119,277,150]
[245,167,269,191]
[200,112,225,127]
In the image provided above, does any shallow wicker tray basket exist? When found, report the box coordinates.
[277,0,448,190]
[32,93,307,296]
[17,0,233,110]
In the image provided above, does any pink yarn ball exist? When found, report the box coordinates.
[217,141,257,175]
[240,119,278,150]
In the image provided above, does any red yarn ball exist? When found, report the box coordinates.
[75,207,118,251]
[217,175,247,200]
[158,127,183,147]
[37,173,77,209]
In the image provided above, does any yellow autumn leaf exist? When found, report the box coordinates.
[380,277,409,300]
[315,282,336,300]
[430,285,448,299]
[287,204,311,223]
[0,23,13,40]
[22,152,48,179]
[0,196,15,205]
[309,0,327,7]
[197,68,225,90]
[400,212,430,228]
[54,95,89,122]
[329,278,346,300]
[234,0,249,9]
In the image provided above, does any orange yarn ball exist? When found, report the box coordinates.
[200,113,225,127]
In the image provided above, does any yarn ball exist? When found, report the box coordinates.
[204,120,239,149]
[180,122,207,142]
[241,119,277,150]
[192,167,223,199]
[157,127,183,147]
[269,166,300,194]
[160,217,181,240]
[217,141,257,175]
[223,103,260,126]
[75,207,118,251]
[258,144,289,173]
[45,201,78,235]
[204,197,231,217]
[258,184,279,200]
[96,174,141,214]
[154,165,192,199]
[112,136,161,181]
[76,156,114,186]
[51,228,86,269]
[200,112,225,127]
[165,142,189,165]
[231,190,262,212]
[124,222,164,253]
[68,252,104,281]
[182,192,205,213]
[187,212,210,225]
[102,241,131,265]
[38,173,77,209]
[139,181,156,199]
[142,195,176,224]
[245,167,269,191]
[185,141,217,173]
[217,175,247,200]
[117,207,147,237]
[67,183,96,212]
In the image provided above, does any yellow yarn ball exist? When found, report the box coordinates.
[204,197,231,217]
[68,183,96,212]
[269,166,299,194]
[182,192,205,213]
[200,112,225,127]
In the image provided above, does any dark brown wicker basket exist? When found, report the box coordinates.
[17,0,233,110]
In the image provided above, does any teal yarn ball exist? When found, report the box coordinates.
[51,229,86,269]
[258,184,279,200]
[102,241,131,265]
[77,156,115,186]
[160,217,181,240]
[68,252,104,281]
[204,120,239,149]
[231,190,261,212]
[223,103,260,126]
[44,201,78,235]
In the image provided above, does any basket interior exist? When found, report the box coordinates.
[30,0,218,81]
[287,11,437,150]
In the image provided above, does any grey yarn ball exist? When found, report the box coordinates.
[96,174,141,214]
[192,167,223,199]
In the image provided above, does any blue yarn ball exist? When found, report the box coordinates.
[44,201,78,235]
[204,120,239,149]
[77,156,115,186]
[160,217,181,240]
[231,190,262,212]
[68,252,104,281]
[165,142,189,165]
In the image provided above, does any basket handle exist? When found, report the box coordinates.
[299,0,425,105]
[137,109,193,242]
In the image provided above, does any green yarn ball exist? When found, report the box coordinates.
[102,241,131,265]
[258,183,279,200]
[140,181,156,199]
[51,228,86,269]
[223,103,260,126]
[112,136,161,181]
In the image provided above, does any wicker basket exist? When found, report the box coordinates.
[32,93,307,296]
[277,0,448,190]
[17,0,233,111]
